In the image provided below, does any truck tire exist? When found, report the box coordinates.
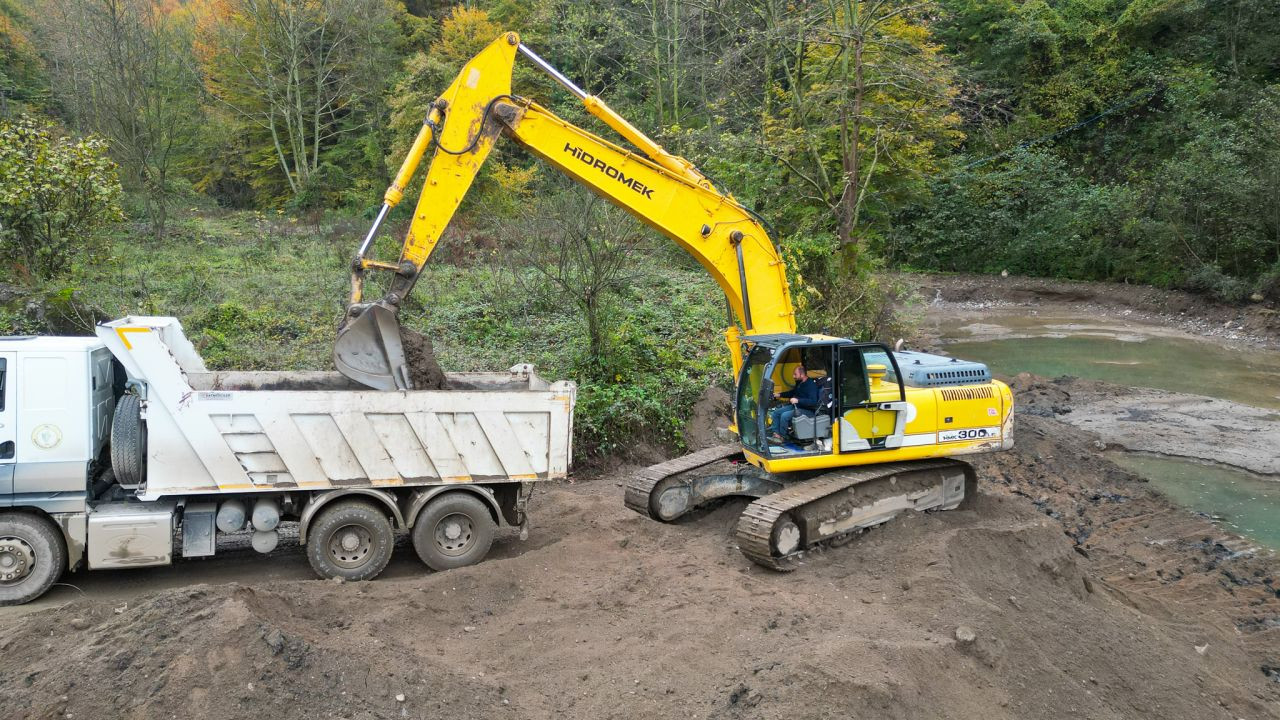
[412,493,495,571]
[305,500,394,582]
[111,394,146,488]
[0,513,66,606]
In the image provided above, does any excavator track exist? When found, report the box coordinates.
[735,459,975,571]
[624,444,744,519]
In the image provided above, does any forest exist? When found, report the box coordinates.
[1,0,1278,454]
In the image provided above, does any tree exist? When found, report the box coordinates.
[195,0,397,203]
[36,0,201,236]
[0,116,123,280]
[769,1,961,263]
[510,188,644,375]
[0,0,46,117]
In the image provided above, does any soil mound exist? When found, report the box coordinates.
[683,385,733,449]
[401,327,447,390]
[1007,371,1074,416]
[3,380,1278,719]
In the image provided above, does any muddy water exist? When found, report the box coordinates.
[939,315,1280,410]
[935,311,1280,549]
[1108,453,1280,551]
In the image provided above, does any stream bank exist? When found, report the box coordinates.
[917,272,1280,552]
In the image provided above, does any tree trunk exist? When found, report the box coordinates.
[838,33,864,272]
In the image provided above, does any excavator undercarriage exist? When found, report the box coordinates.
[625,446,976,570]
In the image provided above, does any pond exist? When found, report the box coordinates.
[939,315,1280,411]
[1108,453,1280,551]
[933,311,1280,550]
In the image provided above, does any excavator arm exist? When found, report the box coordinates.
[335,32,796,390]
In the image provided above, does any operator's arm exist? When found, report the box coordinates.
[792,381,820,411]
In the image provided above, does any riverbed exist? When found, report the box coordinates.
[928,305,1280,550]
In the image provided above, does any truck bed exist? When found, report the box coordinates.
[99,317,575,501]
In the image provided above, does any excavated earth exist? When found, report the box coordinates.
[2,396,1278,719]
[2,274,1279,719]
[401,328,448,390]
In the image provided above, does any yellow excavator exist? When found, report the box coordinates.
[334,33,1014,569]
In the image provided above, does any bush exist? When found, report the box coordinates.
[1183,264,1250,304]
[891,148,1142,282]
[185,301,307,369]
[0,115,123,280]
[1256,262,1280,301]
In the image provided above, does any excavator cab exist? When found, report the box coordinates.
[736,335,912,461]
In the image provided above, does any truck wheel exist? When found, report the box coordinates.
[111,394,146,487]
[0,513,66,606]
[412,493,496,571]
[306,500,394,582]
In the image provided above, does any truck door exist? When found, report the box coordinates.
[0,353,14,503]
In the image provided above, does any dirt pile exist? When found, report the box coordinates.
[683,385,734,450]
[4,373,1280,719]
[4,393,1279,719]
[401,327,448,390]
[1006,371,1074,416]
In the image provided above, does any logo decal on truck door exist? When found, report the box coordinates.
[31,423,62,449]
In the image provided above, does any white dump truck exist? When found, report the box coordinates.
[0,316,575,605]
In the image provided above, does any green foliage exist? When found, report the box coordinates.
[1182,264,1250,305]
[907,0,1280,296]
[186,302,309,369]
[891,149,1144,280]
[0,0,45,115]
[194,0,398,207]
[0,116,123,280]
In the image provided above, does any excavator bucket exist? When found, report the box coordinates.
[334,302,412,391]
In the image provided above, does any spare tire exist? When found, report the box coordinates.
[111,394,146,488]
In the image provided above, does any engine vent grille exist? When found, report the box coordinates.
[940,386,994,401]
[894,350,992,388]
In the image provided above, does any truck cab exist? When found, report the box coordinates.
[0,336,115,600]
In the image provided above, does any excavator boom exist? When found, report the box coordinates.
[334,32,794,390]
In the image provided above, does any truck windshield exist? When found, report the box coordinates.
[736,346,773,452]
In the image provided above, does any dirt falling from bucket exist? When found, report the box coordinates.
[401,328,448,390]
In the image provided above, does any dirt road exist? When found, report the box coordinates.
[2,274,1278,719]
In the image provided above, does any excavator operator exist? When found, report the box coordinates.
[768,365,818,443]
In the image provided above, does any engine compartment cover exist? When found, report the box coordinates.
[893,350,992,388]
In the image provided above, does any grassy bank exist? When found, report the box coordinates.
[56,209,730,458]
